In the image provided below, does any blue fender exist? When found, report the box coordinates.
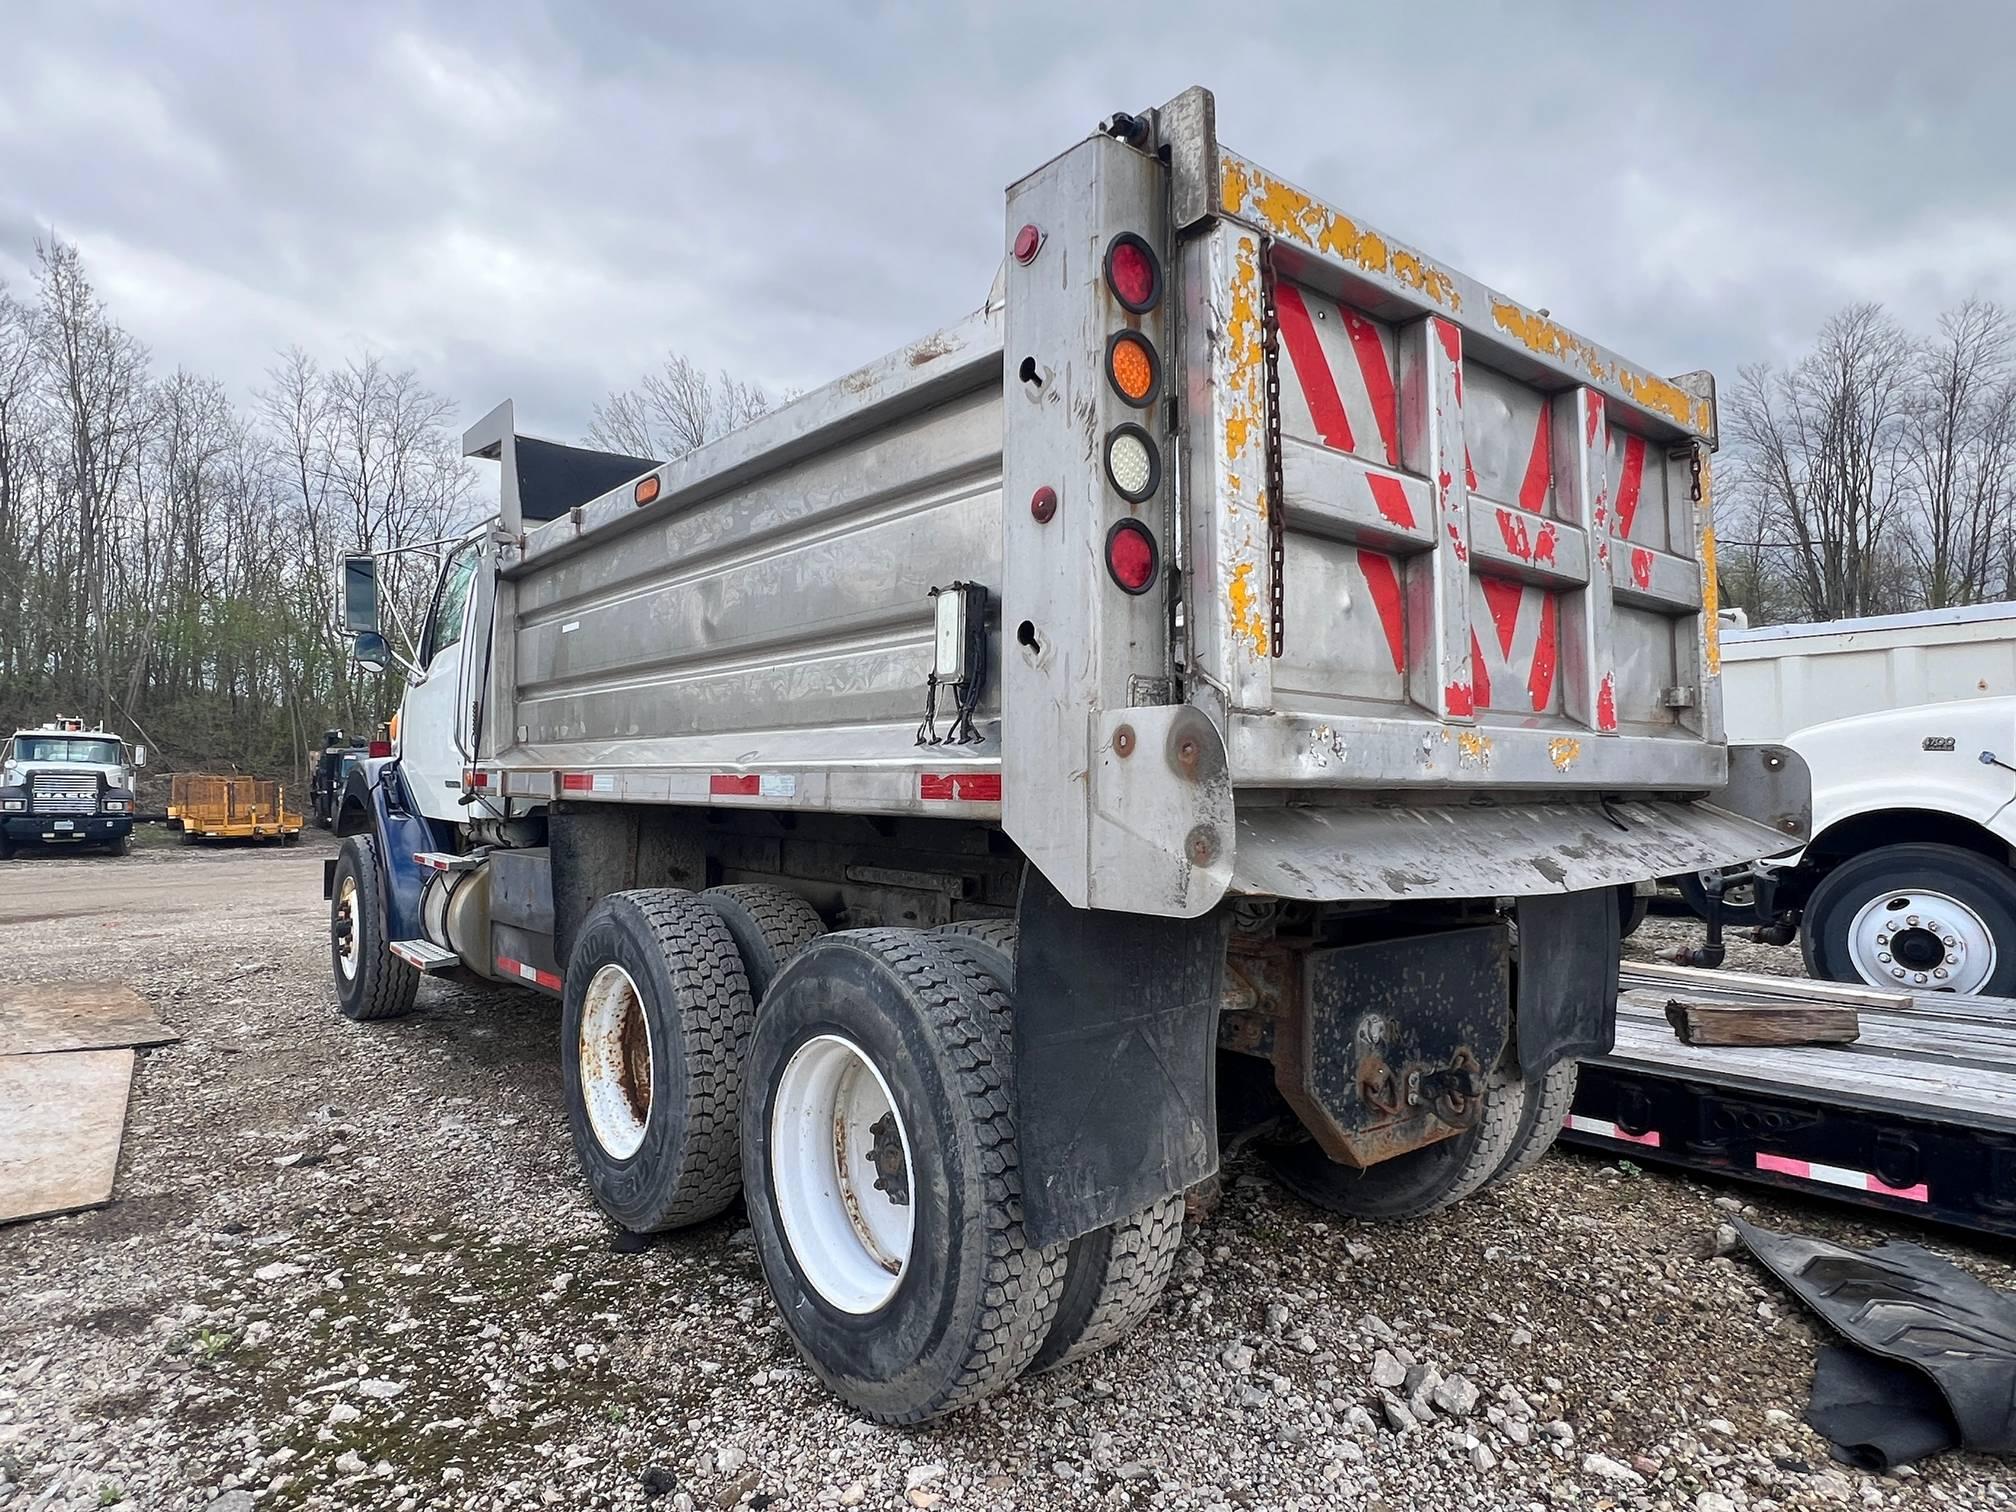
[336,758,448,943]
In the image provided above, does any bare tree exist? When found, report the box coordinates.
[588,351,772,459]
[1901,299,2015,608]
[1725,305,1914,621]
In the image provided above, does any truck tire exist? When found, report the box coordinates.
[1487,1060,1579,1182]
[700,884,825,1001]
[1617,886,1648,938]
[330,834,420,1022]
[741,930,1065,1422]
[1800,843,2016,997]
[929,918,1184,1372]
[561,890,754,1232]
[104,833,129,857]
[1026,1195,1184,1375]
[1261,1059,1526,1221]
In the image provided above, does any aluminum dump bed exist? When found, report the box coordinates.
[465,88,1797,920]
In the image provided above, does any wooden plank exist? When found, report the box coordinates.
[0,1049,134,1223]
[1622,961,1909,1010]
[1663,998,1859,1047]
[1619,991,2016,1067]
[0,982,176,1056]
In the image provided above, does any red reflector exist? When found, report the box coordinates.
[920,773,1003,802]
[560,773,595,792]
[367,740,391,758]
[1105,234,1161,313]
[1105,519,1159,594]
[709,774,761,796]
[461,769,489,789]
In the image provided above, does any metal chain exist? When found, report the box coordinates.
[1689,445,1704,503]
[1259,240,1286,658]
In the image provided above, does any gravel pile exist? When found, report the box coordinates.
[2,845,2011,1510]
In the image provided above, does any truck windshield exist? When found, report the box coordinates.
[13,736,122,764]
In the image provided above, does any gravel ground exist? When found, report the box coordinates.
[3,842,2013,1512]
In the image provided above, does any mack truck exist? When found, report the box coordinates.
[322,89,1809,1422]
[0,715,144,858]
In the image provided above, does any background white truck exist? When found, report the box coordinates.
[324,88,1803,1421]
[0,715,144,858]
[1703,603,2016,994]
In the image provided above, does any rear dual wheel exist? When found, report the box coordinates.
[742,931,1065,1421]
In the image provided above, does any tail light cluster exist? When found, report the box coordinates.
[1101,234,1164,594]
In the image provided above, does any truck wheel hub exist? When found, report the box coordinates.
[579,963,654,1160]
[1852,889,1993,993]
[771,1034,914,1314]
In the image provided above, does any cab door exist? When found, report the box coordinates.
[400,539,486,823]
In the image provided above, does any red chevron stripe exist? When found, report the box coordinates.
[1275,284,1354,452]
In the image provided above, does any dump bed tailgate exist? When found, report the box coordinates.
[1183,148,1723,795]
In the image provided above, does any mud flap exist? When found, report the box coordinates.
[1013,868,1229,1249]
[1515,887,1619,1075]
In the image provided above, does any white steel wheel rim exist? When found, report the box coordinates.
[771,1034,915,1314]
[579,963,654,1160]
[1847,887,1995,994]
[334,874,359,980]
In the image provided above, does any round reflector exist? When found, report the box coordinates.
[1106,331,1160,407]
[1104,423,1161,502]
[1105,234,1161,313]
[1106,518,1159,595]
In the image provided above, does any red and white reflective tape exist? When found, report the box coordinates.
[1562,1113,1661,1148]
[497,956,563,991]
[1754,1152,1928,1203]
[559,772,615,794]
[710,773,797,798]
[413,853,458,871]
[919,772,1002,803]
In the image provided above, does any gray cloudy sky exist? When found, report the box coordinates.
[3,1,2011,445]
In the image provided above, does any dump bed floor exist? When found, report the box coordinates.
[1564,967,2016,1237]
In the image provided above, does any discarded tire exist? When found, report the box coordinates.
[561,889,754,1232]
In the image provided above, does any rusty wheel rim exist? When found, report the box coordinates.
[579,963,654,1159]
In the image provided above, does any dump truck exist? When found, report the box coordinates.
[322,88,1809,1422]
[0,715,143,858]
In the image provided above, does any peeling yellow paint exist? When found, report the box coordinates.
[1548,736,1583,772]
[1227,560,1270,658]
[1220,155,1458,310]
[1698,451,1721,676]
[1223,235,1263,466]
[1491,300,1714,436]
[1457,730,1492,767]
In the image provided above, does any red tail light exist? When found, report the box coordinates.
[1105,519,1159,594]
[1105,234,1161,313]
[368,739,392,758]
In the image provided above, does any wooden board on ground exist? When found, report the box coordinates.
[1664,998,1860,1047]
[0,1048,134,1223]
[0,982,176,1056]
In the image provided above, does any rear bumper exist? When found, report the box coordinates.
[1228,743,1810,903]
[4,815,131,844]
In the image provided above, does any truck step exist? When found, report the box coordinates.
[389,939,461,972]
[413,850,484,872]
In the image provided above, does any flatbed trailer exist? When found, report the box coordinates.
[1565,964,2016,1238]
[320,87,1809,1422]
[170,774,303,841]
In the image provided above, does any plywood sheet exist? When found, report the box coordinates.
[0,1048,134,1223]
[0,982,176,1056]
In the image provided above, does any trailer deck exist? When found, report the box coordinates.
[1565,965,2016,1238]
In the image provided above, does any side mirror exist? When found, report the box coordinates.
[340,553,380,634]
[353,630,391,673]
[133,746,147,768]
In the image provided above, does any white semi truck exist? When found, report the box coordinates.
[324,89,1806,1421]
[1698,603,2016,994]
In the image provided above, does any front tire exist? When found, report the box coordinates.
[561,890,754,1232]
[330,835,420,1022]
[1800,843,2016,996]
[742,931,1065,1422]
